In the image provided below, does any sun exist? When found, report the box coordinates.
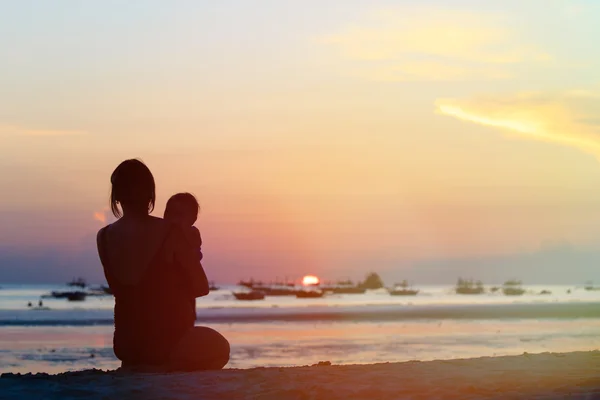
[302,275,320,286]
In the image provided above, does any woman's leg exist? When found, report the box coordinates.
[168,326,230,371]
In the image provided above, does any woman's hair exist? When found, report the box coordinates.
[110,159,156,218]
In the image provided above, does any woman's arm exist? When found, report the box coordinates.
[170,226,210,297]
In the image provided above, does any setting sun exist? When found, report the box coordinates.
[302,275,320,286]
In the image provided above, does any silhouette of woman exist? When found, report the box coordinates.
[96,159,229,371]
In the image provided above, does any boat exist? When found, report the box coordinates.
[44,291,69,299]
[388,280,419,296]
[232,290,265,301]
[584,281,600,291]
[502,279,525,296]
[42,290,89,300]
[321,279,367,294]
[455,278,484,295]
[209,282,220,291]
[252,285,298,296]
[66,291,87,301]
[296,290,324,298]
[85,285,113,296]
[67,277,87,288]
[539,290,552,295]
[237,279,264,289]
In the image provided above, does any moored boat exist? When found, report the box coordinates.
[237,279,263,289]
[67,277,87,288]
[455,278,484,295]
[252,285,298,296]
[66,291,87,301]
[502,279,525,296]
[296,289,324,298]
[331,286,367,294]
[233,290,265,301]
[388,280,419,296]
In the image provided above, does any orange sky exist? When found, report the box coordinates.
[1,1,600,283]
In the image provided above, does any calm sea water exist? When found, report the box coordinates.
[1,283,599,374]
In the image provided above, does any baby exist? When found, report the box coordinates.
[164,192,203,318]
[164,192,203,262]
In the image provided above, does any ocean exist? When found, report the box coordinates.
[1,283,599,374]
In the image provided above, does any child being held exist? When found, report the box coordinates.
[164,192,202,262]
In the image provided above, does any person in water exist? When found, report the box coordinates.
[164,192,203,263]
[96,159,229,371]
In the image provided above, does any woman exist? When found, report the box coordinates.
[96,159,229,371]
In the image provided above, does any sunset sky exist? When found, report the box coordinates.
[1,0,600,284]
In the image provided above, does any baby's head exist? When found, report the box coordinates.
[164,192,199,227]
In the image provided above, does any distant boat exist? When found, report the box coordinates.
[388,280,419,296]
[320,279,367,294]
[321,280,367,294]
[584,281,600,291]
[455,278,484,295]
[502,279,525,296]
[209,282,220,291]
[252,285,298,296]
[296,290,324,298]
[67,277,87,288]
[43,290,89,300]
[84,285,113,296]
[331,286,366,294]
[237,279,264,289]
[66,291,87,302]
[46,291,69,299]
[539,290,552,295]
[232,290,265,301]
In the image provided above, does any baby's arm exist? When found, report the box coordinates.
[170,226,209,297]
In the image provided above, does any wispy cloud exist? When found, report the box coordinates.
[0,124,87,137]
[93,207,109,224]
[435,90,600,157]
[321,8,550,82]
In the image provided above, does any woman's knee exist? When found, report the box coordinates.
[170,326,230,370]
[193,326,229,353]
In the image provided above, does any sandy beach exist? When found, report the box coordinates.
[2,350,599,400]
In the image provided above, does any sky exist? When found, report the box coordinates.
[1,0,600,284]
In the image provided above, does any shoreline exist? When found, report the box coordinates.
[2,350,600,399]
[1,301,600,326]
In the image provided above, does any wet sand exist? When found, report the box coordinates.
[2,350,599,399]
